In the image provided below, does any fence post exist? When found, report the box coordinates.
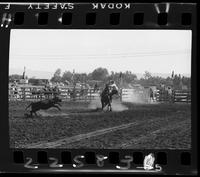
[84,89,86,102]
[23,88,25,101]
[172,90,175,103]
[73,88,76,101]
[90,89,92,101]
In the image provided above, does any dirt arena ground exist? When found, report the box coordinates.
[9,100,191,149]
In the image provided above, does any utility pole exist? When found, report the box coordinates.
[22,66,26,79]
[119,72,123,101]
[72,69,76,101]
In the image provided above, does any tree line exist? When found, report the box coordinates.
[50,68,190,90]
[9,67,191,90]
[50,68,137,85]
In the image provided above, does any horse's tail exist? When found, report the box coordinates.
[25,103,32,110]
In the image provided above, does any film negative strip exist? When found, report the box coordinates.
[0,1,197,175]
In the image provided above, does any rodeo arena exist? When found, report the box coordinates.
[9,68,191,149]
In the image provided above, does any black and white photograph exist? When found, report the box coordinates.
[9,29,191,149]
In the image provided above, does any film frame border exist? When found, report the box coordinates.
[0,2,197,174]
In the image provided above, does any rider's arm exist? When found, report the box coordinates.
[112,84,119,91]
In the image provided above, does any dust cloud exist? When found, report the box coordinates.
[123,92,160,105]
[111,100,129,112]
[122,93,148,103]
[88,97,128,112]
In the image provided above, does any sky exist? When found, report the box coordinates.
[9,29,192,79]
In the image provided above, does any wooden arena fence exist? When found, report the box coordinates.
[9,85,191,103]
[155,89,191,103]
[121,88,191,103]
[9,85,101,101]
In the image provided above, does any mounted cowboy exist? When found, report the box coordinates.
[108,80,119,101]
[100,80,119,111]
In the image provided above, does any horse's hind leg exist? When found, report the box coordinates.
[101,101,104,110]
[108,103,112,111]
[106,104,110,111]
[34,112,38,117]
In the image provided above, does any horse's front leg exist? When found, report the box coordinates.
[109,95,112,103]
[110,104,112,111]
[106,101,110,111]
[108,102,112,111]
[107,105,110,111]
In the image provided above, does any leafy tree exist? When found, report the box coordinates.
[172,74,181,89]
[61,71,73,83]
[51,68,62,83]
[123,71,137,83]
[91,67,109,81]
[182,76,191,89]
[9,74,22,82]
[76,73,87,82]
[143,71,152,80]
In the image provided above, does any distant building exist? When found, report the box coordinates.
[132,84,143,89]
[28,78,49,86]
[19,79,28,84]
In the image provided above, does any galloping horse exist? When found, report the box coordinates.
[100,84,118,111]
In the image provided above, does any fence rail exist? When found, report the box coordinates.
[121,89,191,103]
[120,88,149,102]
[9,85,191,103]
[156,90,191,103]
[9,85,101,101]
